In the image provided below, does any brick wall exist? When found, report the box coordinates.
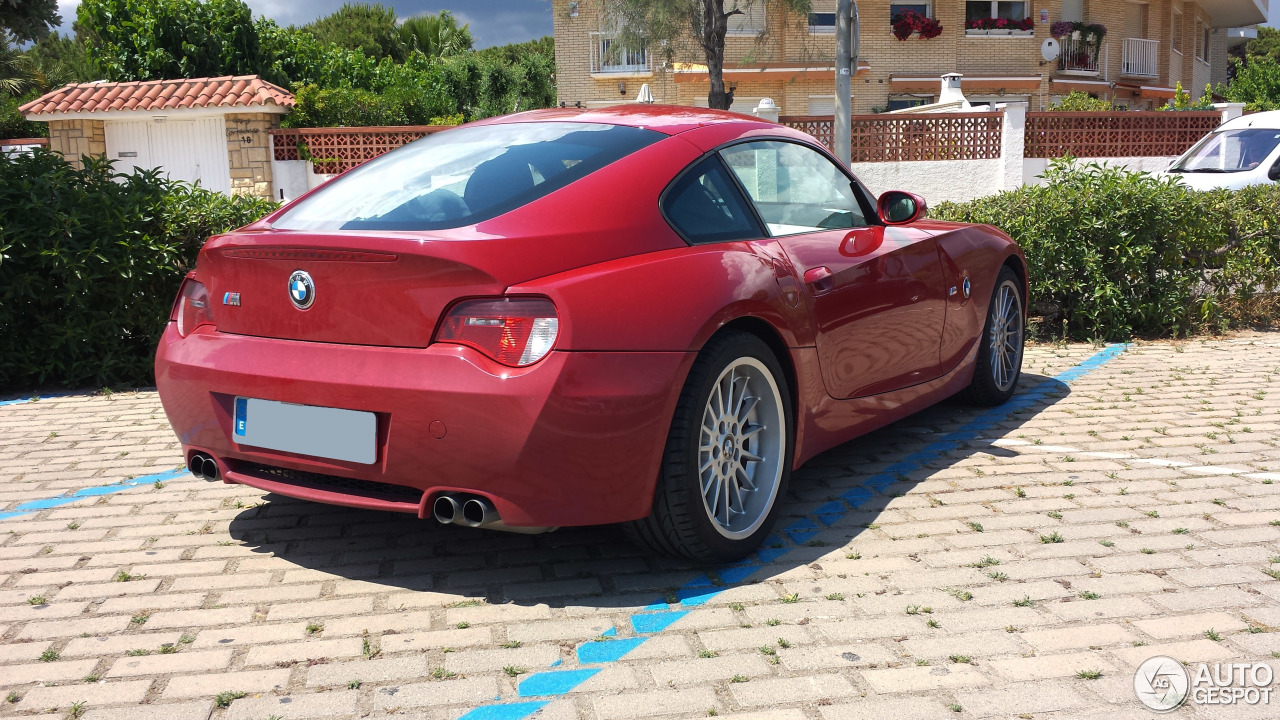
[225,112,281,200]
[553,0,1237,114]
[47,119,105,169]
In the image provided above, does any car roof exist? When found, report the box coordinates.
[1219,109,1280,132]
[467,103,780,136]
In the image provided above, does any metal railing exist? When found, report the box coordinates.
[1058,35,1105,75]
[590,32,650,74]
[1122,37,1160,78]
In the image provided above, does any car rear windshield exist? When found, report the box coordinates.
[272,122,664,231]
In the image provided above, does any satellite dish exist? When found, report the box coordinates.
[1041,38,1061,63]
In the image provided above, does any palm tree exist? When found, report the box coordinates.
[0,34,36,96]
[399,11,473,58]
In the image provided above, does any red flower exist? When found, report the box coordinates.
[892,10,942,40]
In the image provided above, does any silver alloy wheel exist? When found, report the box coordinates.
[989,279,1024,393]
[698,357,785,540]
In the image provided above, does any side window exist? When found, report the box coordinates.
[662,156,764,244]
[720,141,868,237]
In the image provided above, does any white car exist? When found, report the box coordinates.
[1161,110,1280,191]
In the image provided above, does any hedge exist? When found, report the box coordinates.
[281,51,556,128]
[931,159,1280,340]
[0,149,277,392]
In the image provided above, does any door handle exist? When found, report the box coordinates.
[803,266,835,295]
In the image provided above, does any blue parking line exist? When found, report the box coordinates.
[423,345,1132,719]
[457,701,550,720]
[31,345,1127,719]
[0,391,76,407]
[0,468,186,520]
[631,610,689,634]
[517,668,600,697]
[577,637,647,664]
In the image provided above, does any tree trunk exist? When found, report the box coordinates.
[701,0,733,110]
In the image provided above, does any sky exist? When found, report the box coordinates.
[52,0,553,48]
[50,0,1274,48]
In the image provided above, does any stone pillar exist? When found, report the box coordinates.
[997,102,1027,192]
[47,119,106,169]
[225,112,282,199]
[1213,102,1245,125]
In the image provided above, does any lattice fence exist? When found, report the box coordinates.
[271,126,450,174]
[1024,111,1220,159]
[780,113,1005,162]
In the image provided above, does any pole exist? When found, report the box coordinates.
[834,0,850,167]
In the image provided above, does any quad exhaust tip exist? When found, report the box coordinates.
[432,493,554,535]
[462,497,499,528]
[432,495,462,525]
[188,453,219,481]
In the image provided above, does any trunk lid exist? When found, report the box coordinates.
[199,232,504,348]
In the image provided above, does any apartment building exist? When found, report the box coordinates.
[552,0,1269,114]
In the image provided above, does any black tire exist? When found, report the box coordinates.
[957,266,1025,406]
[624,331,794,563]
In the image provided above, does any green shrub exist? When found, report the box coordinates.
[1048,92,1112,112]
[931,159,1280,341]
[1160,82,1215,111]
[1,92,48,140]
[1218,56,1280,111]
[0,149,277,391]
[281,51,556,128]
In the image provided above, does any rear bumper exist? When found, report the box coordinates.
[155,323,694,527]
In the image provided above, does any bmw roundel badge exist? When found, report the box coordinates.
[288,270,315,310]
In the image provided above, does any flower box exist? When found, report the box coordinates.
[1010,29,1033,36]
[966,17,1035,35]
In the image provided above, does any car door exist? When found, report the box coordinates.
[719,140,947,399]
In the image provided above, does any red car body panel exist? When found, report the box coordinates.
[155,105,1026,529]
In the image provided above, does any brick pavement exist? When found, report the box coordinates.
[2,335,1279,719]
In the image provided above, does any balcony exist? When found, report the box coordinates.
[1121,38,1159,78]
[1196,0,1268,28]
[590,33,651,77]
[1057,35,1106,76]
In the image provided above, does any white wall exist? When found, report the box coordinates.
[852,159,1004,204]
[271,159,338,204]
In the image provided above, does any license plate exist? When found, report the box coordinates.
[233,397,376,465]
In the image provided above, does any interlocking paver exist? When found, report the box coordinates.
[3,336,1280,718]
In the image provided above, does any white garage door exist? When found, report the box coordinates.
[104,117,231,194]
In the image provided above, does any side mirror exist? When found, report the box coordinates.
[877,191,927,225]
[1269,159,1280,182]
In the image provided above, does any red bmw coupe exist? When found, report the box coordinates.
[156,105,1026,561]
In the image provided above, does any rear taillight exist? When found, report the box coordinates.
[173,279,215,338]
[435,297,559,367]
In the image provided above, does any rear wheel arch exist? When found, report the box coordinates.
[710,317,799,418]
[626,327,796,561]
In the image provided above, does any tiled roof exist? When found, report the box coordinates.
[19,75,295,116]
